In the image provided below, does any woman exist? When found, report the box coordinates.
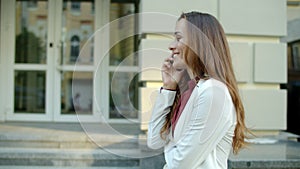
[147,12,248,169]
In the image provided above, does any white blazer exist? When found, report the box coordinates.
[147,78,237,169]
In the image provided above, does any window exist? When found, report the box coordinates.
[91,1,94,14]
[70,35,80,62]
[290,41,300,70]
[14,71,46,113]
[108,3,138,119]
[28,0,38,8]
[71,2,80,11]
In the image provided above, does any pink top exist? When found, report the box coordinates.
[171,79,197,135]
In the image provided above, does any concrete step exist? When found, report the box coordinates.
[0,148,140,167]
[0,139,139,149]
[0,167,139,169]
[0,122,140,149]
[0,122,166,169]
[0,148,165,169]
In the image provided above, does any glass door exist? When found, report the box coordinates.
[7,0,98,122]
[53,0,97,121]
[7,0,52,121]
[6,0,139,122]
[108,3,139,122]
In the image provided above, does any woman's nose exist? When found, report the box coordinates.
[168,40,176,51]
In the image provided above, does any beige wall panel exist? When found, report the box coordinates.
[240,89,287,130]
[219,0,286,36]
[140,0,217,33]
[140,87,158,131]
[140,39,171,81]
[254,43,287,83]
[140,13,177,33]
[229,42,252,83]
[141,0,217,16]
[141,38,171,49]
[287,5,300,21]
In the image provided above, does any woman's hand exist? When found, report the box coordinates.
[161,55,185,90]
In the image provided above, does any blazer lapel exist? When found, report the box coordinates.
[173,87,198,142]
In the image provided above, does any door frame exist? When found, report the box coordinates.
[1,0,139,123]
[4,0,53,121]
[52,0,109,122]
[2,0,110,122]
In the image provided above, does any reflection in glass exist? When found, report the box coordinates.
[15,0,48,64]
[292,42,300,70]
[70,35,80,62]
[109,72,138,119]
[71,2,81,11]
[14,71,46,113]
[61,0,94,65]
[61,72,93,115]
[109,3,137,66]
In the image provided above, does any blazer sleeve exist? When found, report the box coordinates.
[166,84,235,168]
[147,88,176,149]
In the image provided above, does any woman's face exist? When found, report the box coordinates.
[169,19,188,71]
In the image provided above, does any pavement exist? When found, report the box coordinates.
[0,122,165,169]
[229,133,300,169]
[0,122,300,169]
[0,122,142,149]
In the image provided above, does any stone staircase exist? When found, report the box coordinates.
[0,122,165,169]
[1,123,300,169]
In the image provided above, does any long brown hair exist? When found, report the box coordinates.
[160,12,248,154]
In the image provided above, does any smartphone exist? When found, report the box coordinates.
[170,55,174,65]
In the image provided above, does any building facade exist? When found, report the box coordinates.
[0,0,290,134]
[139,0,287,133]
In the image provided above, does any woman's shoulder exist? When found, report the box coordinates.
[196,78,227,91]
[193,78,231,100]
[193,78,233,108]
